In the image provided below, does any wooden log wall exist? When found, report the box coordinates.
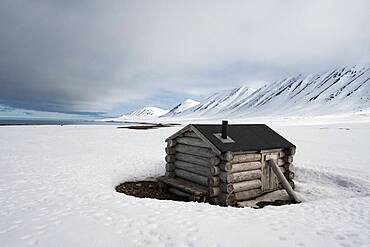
[218,148,296,206]
[165,130,296,207]
[165,131,221,202]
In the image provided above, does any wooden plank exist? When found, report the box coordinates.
[220,170,261,183]
[174,160,211,177]
[176,136,209,148]
[169,188,190,197]
[220,161,262,173]
[158,176,208,196]
[174,169,209,187]
[268,159,300,203]
[231,153,262,163]
[175,144,215,158]
[220,179,261,193]
[175,152,219,167]
[235,188,263,201]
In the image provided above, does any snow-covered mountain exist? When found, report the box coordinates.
[171,86,256,118]
[161,99,200,117]
[169,65,370,118]
[111,106,169,121]
[106,65,370,121]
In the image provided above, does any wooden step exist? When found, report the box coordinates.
[158,176,208,196]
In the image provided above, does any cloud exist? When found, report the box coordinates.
[0,0,369,114]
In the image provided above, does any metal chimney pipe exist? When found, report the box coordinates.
[221,120,228,139]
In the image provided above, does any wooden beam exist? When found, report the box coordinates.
[183,131,198,138]
[175,144,215,158]
[174,169,209,187]
[174,160,211,177]
[220,161,262,173]
[267,159,300,203]
[237,189,290,208]
[169,188,190,198]
[220,170,262,183]
[165,147,176,155]
[158,176,208,196]
[231,153,262,163]
[176,137,210,148]
[234,188,262,201]
[175,152,219,167]
[220,179,261,193]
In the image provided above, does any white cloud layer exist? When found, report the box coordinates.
[0,0,369,113]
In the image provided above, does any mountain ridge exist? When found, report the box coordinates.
[108,65,370,121]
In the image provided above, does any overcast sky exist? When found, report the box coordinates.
[1,0,370,118]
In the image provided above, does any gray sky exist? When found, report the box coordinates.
[1,0,370,117]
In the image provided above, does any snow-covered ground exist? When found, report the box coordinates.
[1,116,370,246]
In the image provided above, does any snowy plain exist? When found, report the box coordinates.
[1,115,370,247]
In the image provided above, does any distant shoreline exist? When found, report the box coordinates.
[0,119,116,126]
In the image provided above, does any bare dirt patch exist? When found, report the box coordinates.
[116,180,297,208]
[115,181,188,201]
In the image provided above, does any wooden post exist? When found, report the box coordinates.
[267,159,300,203]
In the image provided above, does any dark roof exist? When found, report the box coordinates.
[193,124,295,153]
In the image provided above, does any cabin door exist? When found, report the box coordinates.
[261,153,279,192]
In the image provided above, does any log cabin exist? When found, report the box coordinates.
[158,121,299,207]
